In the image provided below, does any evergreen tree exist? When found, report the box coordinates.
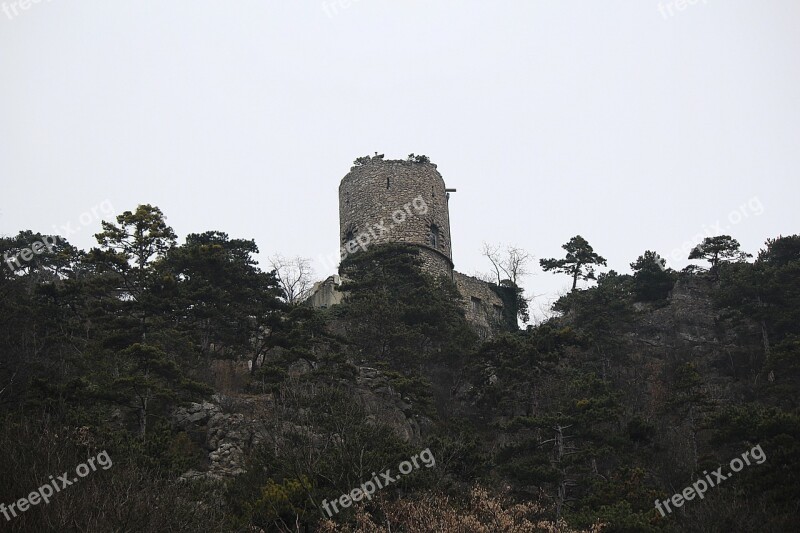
[338,243,476,368]
[540,235,607,291]
[630,250,676,302]
[688,235,751,279]
[161,231,285,370]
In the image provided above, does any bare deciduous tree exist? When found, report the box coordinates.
[269,254,315,305]
[479,243,535,324]
[481,243,532,285]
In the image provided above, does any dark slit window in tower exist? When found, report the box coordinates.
[387,177,390,189]
[345,229,355,243]
[429,224,439,248]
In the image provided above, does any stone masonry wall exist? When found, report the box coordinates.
[339,158,454,279]
[302,156,512,338]
[453,271,508,338]
[306,275,343,309]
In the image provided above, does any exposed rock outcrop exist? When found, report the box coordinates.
[174,364,432,481]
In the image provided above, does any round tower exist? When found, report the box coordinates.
[339,156,454,278]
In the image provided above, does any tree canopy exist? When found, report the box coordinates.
[688,235,751,278]
[540,235,607,291]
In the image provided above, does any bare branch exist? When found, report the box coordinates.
[481,243,534,285]
[269,254,315,305]
[481,243,503,284]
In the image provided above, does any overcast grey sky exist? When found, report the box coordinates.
[1,1,798,321]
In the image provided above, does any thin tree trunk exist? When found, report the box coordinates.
[139,396,148,438]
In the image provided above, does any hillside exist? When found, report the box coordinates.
[1,207,798,532]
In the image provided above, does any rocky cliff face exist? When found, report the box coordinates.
[618,277,763,472]
[173,365,430,480]
[456,274,770,503]
[174,396,261,480]
[192,276,760,473]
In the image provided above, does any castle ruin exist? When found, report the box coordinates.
[307,155,517,337]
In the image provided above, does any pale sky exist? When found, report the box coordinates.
[1,1,798,322]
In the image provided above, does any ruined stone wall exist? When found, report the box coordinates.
[416,247,454,279]
[307,156,514,338]
[453,271,510,338]
[339,158,453,279]
[306,275,344,309]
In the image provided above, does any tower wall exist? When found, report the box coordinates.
[339,158,454,278]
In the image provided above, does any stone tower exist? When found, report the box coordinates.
[339,157,455,279]
[307,154,515,337]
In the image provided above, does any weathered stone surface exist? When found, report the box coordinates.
[307,156,513,337]
[174,394,266,481]
[454,272,509,338]
[174,367,430,481]
[173,400,220,427]
[306,275,344,309]
[340,158,454,279]
[355,365,428,442]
